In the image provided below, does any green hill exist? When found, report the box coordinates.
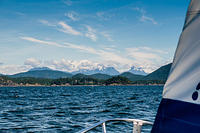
[143,63,172,81]
[120,72,144,81]
[72,73,90,79]
[104,76,131,85]
[90,73,112,80]
[72,73,111,80]
[10,70,73,79]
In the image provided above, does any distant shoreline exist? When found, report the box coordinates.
[0,84,165,87]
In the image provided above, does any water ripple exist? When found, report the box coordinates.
[0,86,162,132]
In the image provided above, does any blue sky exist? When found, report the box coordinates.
[0,0,190,74]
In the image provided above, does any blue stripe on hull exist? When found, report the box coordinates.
[151,98,200,133]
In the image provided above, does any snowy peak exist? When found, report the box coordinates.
[72,66,120,75]
[100,67,120,75]
[28,66,146,76]
[128,66,147,75]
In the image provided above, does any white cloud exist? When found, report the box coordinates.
[38,19,56,26]
[38,20,82,36]
[133,7,146,14]
[96,12,108,21]
[47,59,103,72]
[15,12,25,16]
[64,42,133,69]
[45,59,76,72]
[140,15,158,25]
[102,46,116,51]
[77,60,100,70]
[65,11,79,21]
[126,47,164,61]
[58,21,82,36]
[19,36,170,73]
[20,36,97,55]
[63,0,72,6]
[139,47,168,54]
[85,25,97,41]
[59,42,164,73]
[47,59,132,73]
[0,65,30,75]
[0,52,171,74]
[96,11,115,21]
[64,42,97,54]
[98,50,132,65]
[101,32,114,41]
[125,46,168,72]
[128,51,160,60]
[41,59,130,73]
[24,58,41,68]
[20,37,64,47]
[38,20,100,41]
[21,36,97,54]
[0,58,102,74]
[133,7,158,25]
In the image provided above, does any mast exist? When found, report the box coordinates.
[152,0,200,132]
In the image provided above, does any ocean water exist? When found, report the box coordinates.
[0,86,163,133]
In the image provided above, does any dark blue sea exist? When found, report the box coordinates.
[0,86,163,133]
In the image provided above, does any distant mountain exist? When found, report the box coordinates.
[142,63,172,81]
[72,73,90,79]
[72,69,93,75]
[0,63,174,86]
[72,62,171,82]
[29,67,52,71]
[90,73,112,80]
[72,66,120,75]
[120,72,144,81]
[72,73,112,80]
[4,63,172,83]
[128,66,147,75]
[10,69,73,79]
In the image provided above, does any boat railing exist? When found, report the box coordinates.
[78,118,153,133]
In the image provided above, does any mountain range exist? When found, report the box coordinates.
[71,66,120,75]
[8,63,172,82]
[10,69,72,79]
[128,66,147,75]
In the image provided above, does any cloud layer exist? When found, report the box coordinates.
[1,36,170,75]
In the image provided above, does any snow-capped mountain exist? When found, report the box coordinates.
[128,66,147,75]
[72,66,120,75]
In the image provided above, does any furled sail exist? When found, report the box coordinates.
[152,0,200,132]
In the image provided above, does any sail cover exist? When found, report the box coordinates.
[152,0,200,132]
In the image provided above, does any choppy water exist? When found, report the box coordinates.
[0,86,163,133]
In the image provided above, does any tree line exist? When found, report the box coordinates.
[0,75,166,86]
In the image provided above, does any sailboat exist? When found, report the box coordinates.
[152,0,200,132]
[79,0,200,132]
